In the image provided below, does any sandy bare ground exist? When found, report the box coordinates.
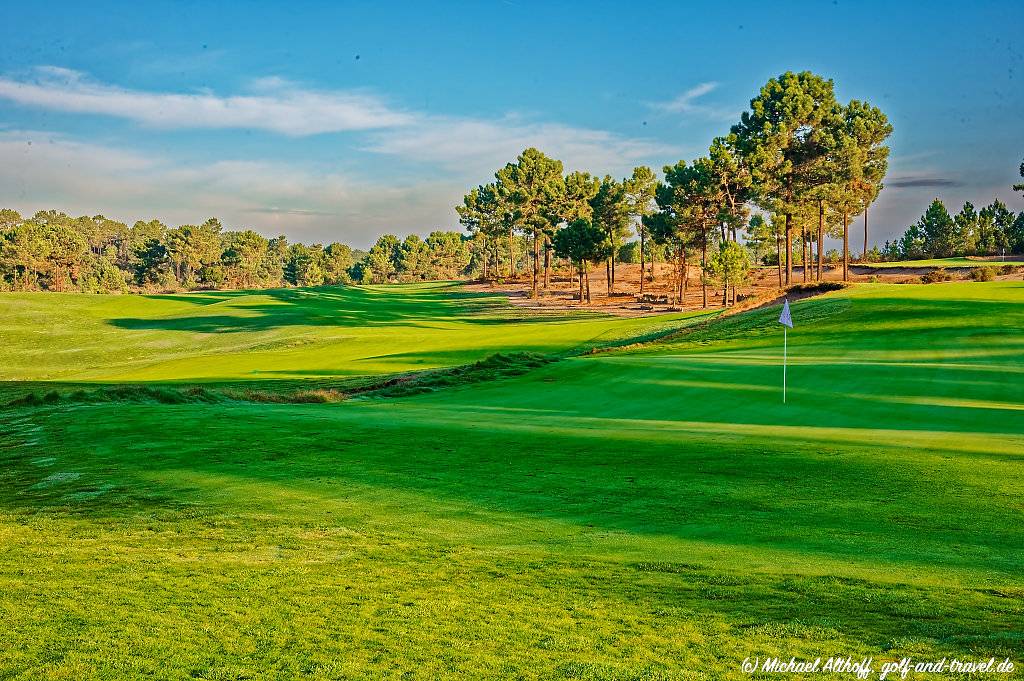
[465,261,1024,317]
[465,262,903,316]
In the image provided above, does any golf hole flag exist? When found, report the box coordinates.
[779,299,793,328]
[779,299,793,403]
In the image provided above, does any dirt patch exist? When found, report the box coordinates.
[743,282,850,314]
[467,262,894,317]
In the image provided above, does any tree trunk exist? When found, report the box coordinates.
[701,231,708,308]
[578,262,584,302]
[784,213,793,285]
[584,262,591,304]
[817,201,824,281]
[639,231,646,295]
[543,238,550,289]
[682,247,688,296]
[508,228,514,278]
[611,247,616,289]
[842,212,850,282]
[776,236,783,287]
[677,245,684,303]
[863,204,869,260]
[531,231,539,297]
[721,237,729,307]
[806,230,811,281]
[802,230,809,283]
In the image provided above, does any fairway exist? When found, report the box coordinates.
[0,283,700,382]
[860,257,1020,269]
[2,281,1022,678]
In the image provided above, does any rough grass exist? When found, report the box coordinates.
[3,353,561,407]
[1,281,1023,678]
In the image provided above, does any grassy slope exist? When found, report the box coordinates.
[0,282,700,383]
[1,282,1023,679]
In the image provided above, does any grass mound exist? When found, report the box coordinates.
[6,384,223,407]
[367,351,556,398]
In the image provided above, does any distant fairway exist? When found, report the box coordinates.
[860,257,1021,268]
[0,283,701,382]
[1,282,1022,678]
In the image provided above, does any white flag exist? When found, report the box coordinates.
[779,299,793,328]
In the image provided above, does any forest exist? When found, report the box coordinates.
[0,207,476,293]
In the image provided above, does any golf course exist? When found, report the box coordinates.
[2,280,1022,678]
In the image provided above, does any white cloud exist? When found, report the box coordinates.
[648,81,739,121]
[0,67,413,136]
[366,116,677,177]
[651,82,719,113]
[0,66,678,177]
[0,68,690,245]
[0,130,457,247]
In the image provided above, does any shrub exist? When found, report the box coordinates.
[787,281,848,294]
[999,264,1015,275]
[617,241,640,264]
[969,267,995,282]
[921,268,952,283]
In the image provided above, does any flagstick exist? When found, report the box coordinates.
[778,298,792,403]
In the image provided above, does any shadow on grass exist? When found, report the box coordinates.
[108,284,596,334]
[2,396,1022,655]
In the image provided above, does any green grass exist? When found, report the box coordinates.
[0,282,704,383]
[860,257,1018,268]
[1,282,1023,678]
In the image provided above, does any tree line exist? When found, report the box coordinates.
[0,208,475,293]
[459,71,893,305]
[882,163,1024,260]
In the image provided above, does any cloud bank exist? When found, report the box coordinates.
[0,67,413,135]
[0,67,670,177]
[0,130,460,247]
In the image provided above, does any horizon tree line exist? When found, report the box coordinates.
[882,163,1024,260]
[0,208,476,293]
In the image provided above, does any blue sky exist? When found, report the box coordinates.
[1,1,1022,248]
